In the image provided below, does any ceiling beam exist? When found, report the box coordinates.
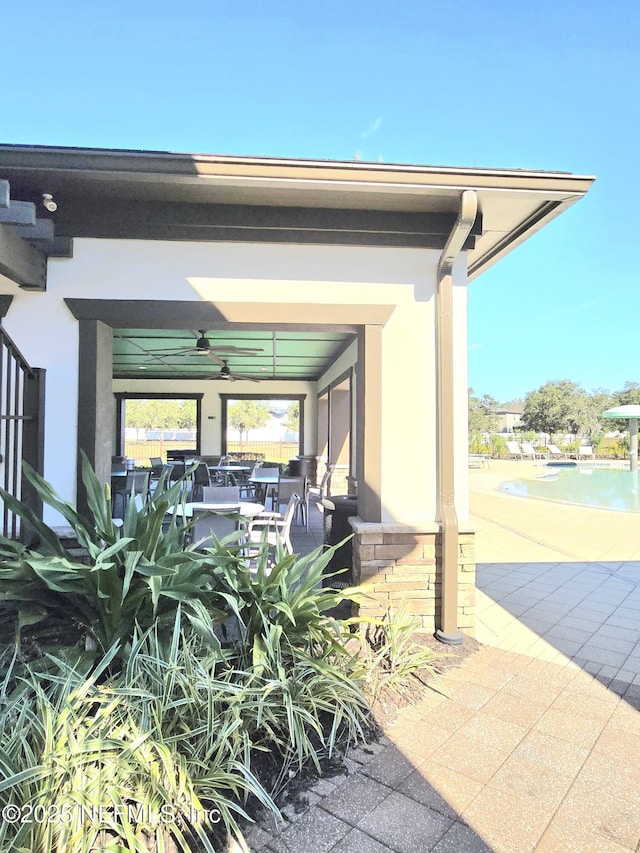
[65,298,394,330]
[56,200,480,248]
[0,223,47,290]
[10,218,54,244]
[0,200,36,226]
[0,181,70,288]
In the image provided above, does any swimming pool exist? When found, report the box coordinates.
[500,465,640,512]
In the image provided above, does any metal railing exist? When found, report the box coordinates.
[0,326,45,540]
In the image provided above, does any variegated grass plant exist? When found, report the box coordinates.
[357,605,452,702]
[0,616,277,853]
[0,609,372,852]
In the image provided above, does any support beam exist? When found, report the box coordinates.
[0,222,47,289]
[77,320,113,514]
[49,236,74,258]
[0,180,10,209]
[10,219,55,244]
[356,324,383,522]
[0,200,36,226]
[0,295,13,317]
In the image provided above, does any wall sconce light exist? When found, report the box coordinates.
[42,193,57,212]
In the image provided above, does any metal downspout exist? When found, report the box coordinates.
[435,190,478,645]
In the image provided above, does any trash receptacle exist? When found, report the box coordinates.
[321,495,358,587]
[288,455,318,484]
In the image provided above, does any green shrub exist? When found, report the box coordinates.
[489,433,507,458]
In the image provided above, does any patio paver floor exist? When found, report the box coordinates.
[251,467,640,852]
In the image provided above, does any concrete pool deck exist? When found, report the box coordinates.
[470,458,640,564]
[471,459,640,681]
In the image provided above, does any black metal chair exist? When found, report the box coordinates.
[113,470,150,518]
[189,462,211,501]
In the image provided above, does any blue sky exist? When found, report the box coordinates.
[3,1,637,403]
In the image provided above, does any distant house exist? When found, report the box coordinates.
[0,144,593,642]
[496,404,525,433]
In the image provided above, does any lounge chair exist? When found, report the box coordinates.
[519,442,539,459]
[468,453,491,468]
[577,445,595,460]
[546,444,567,459]
[507,441,524,460]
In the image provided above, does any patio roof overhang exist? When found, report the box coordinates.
[0,144,595,290]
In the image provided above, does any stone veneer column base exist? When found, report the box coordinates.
[349,517,477,637]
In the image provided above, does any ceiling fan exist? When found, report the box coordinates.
[210,359,260,383]
[147,330,263,365]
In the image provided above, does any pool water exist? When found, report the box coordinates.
[501,465,640,512]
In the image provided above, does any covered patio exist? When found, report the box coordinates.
[0,145,594,640]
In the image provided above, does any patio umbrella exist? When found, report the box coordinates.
[602,404,640,472]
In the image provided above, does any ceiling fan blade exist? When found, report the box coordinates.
[204,371,260,382]
[146,346,195,355]
[208,346,264,354]
[232,374,261,383]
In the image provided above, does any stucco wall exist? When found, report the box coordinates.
[0,238,471,526]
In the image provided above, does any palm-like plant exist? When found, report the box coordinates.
[0,455,232,664]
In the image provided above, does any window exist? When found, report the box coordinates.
[114,393,202,464]
[220,394,304,463]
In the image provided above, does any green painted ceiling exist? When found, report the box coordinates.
[112,328,355,382]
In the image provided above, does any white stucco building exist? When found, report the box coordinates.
[0,145,594,642]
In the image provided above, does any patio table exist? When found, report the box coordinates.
[249,471,281,509]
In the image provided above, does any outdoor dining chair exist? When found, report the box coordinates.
[275,475,306,525]
[246,492,301,559]
[113,470,150,518]
[305,467,333,531]
[189,461,211,501]
[202,485,241,503]
[190,506,242,551]
[250,467,280,510]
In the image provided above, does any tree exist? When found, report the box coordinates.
[125,398,197,454]
[284,402,299,435]
[125,399,196,433]
[617,381,640,406]
[522,380,587,435]
[228,400,269,448]
[468,389,499,434]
